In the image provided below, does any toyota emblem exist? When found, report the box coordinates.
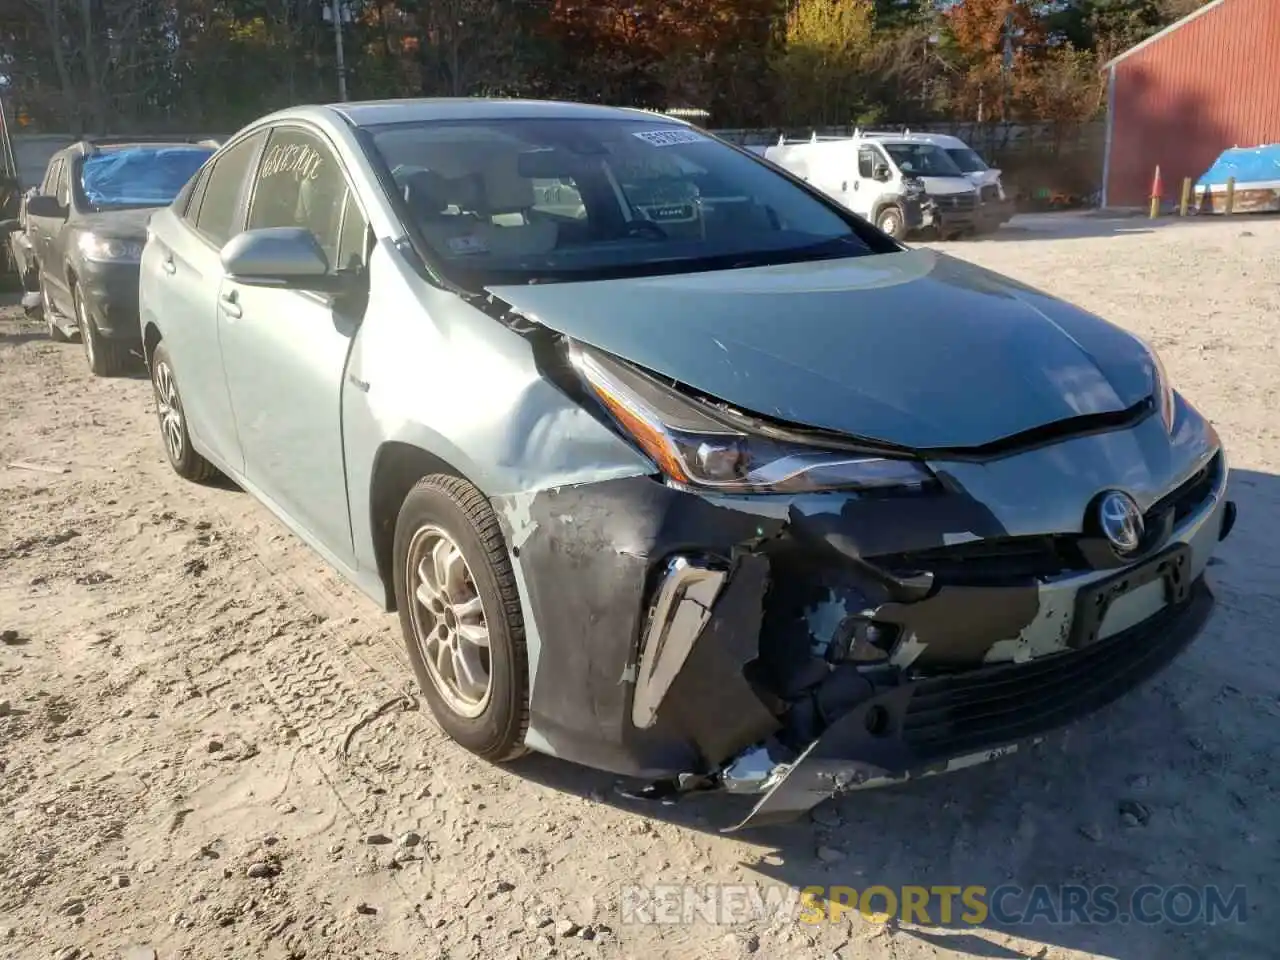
[1098,490,1144,554]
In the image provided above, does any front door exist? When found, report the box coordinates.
[217,124,370,563]
[851,146,885,219]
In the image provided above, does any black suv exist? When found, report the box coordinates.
[25,137,216,375]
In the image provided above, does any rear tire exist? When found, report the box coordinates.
[151,343,217,483]
[75,286,130,377]
[875,204,908,241]
[392,474,529,762]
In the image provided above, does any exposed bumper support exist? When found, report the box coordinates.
[632,556,726,729]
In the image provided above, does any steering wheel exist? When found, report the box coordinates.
[623,218,668,240]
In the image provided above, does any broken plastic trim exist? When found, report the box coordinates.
[632,556,727,729]
[721,741,794,795]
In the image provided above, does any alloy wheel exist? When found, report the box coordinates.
[153,360,184,464]
[405,525,493,718]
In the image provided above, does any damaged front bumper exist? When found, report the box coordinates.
[496,410,1235,830]
[723,571,1215,829]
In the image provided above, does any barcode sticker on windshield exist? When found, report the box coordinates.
[633,128,704,148]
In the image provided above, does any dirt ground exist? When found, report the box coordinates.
[2,213,1278,960]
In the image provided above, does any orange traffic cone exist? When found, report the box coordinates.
[1149,165,1163,218]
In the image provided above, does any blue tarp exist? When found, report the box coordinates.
[80,146,213,208]
[1196,144,1280,188]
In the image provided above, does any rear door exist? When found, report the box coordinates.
[143,132,266,473]
[44,159,76,314]
[217,123,370,561]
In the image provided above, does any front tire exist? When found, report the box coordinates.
[75,286,130,377]
[150,343,217,483]
[392,475,529,762]
[875,204,908,241]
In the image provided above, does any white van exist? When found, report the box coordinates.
[758,131,1012,238]
[755,134,929,239]
[903,131,1016,232]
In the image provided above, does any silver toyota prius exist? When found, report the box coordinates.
[138,99,1236,829]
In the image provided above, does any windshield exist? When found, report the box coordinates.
[78,146,214,210]
[366,118,887,285]
[882,143,965,178]
[944,147,989,174]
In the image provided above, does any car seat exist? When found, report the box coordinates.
[402,169,493,258]
[470,154,558,258]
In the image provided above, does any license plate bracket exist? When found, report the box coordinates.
[1069,543,1192,649]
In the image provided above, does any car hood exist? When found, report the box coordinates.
[485,249,1158,451]
[76,207,158,240]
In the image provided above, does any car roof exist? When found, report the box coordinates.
[53,139,217,162]
[908,133,970,149]
[851,131,971,149]
[315,98,679,128]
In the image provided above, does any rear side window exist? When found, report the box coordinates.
[179,164,211,222]
[54,162,71,206]
[193,132,265,247]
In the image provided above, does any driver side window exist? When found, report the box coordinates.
[247,127,366,273]
[858,148,880,180]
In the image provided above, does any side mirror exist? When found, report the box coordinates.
[873,165,891,183]
[220,227,351,292]
[26,194,68,219]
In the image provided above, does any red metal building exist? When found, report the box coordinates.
[1101,0,1280,208]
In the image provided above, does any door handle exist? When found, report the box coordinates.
[161,254,176,275]
[219,291,242,319]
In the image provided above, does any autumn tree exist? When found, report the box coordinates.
[1022,41,1106,132]
[543,0,779,124]
[772,0,876,126]
[943,0,1045,122]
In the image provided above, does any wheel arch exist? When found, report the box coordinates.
[871,197,904,222]
[368,440,476,612]
[143,321,163,369]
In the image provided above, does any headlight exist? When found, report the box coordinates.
[571,344,935,494]
[903,177,925,198]
[77,234,143,262]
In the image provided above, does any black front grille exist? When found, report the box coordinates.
[937,193,977,211]
[900,580,1210,760]
[875,535,1080,585]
